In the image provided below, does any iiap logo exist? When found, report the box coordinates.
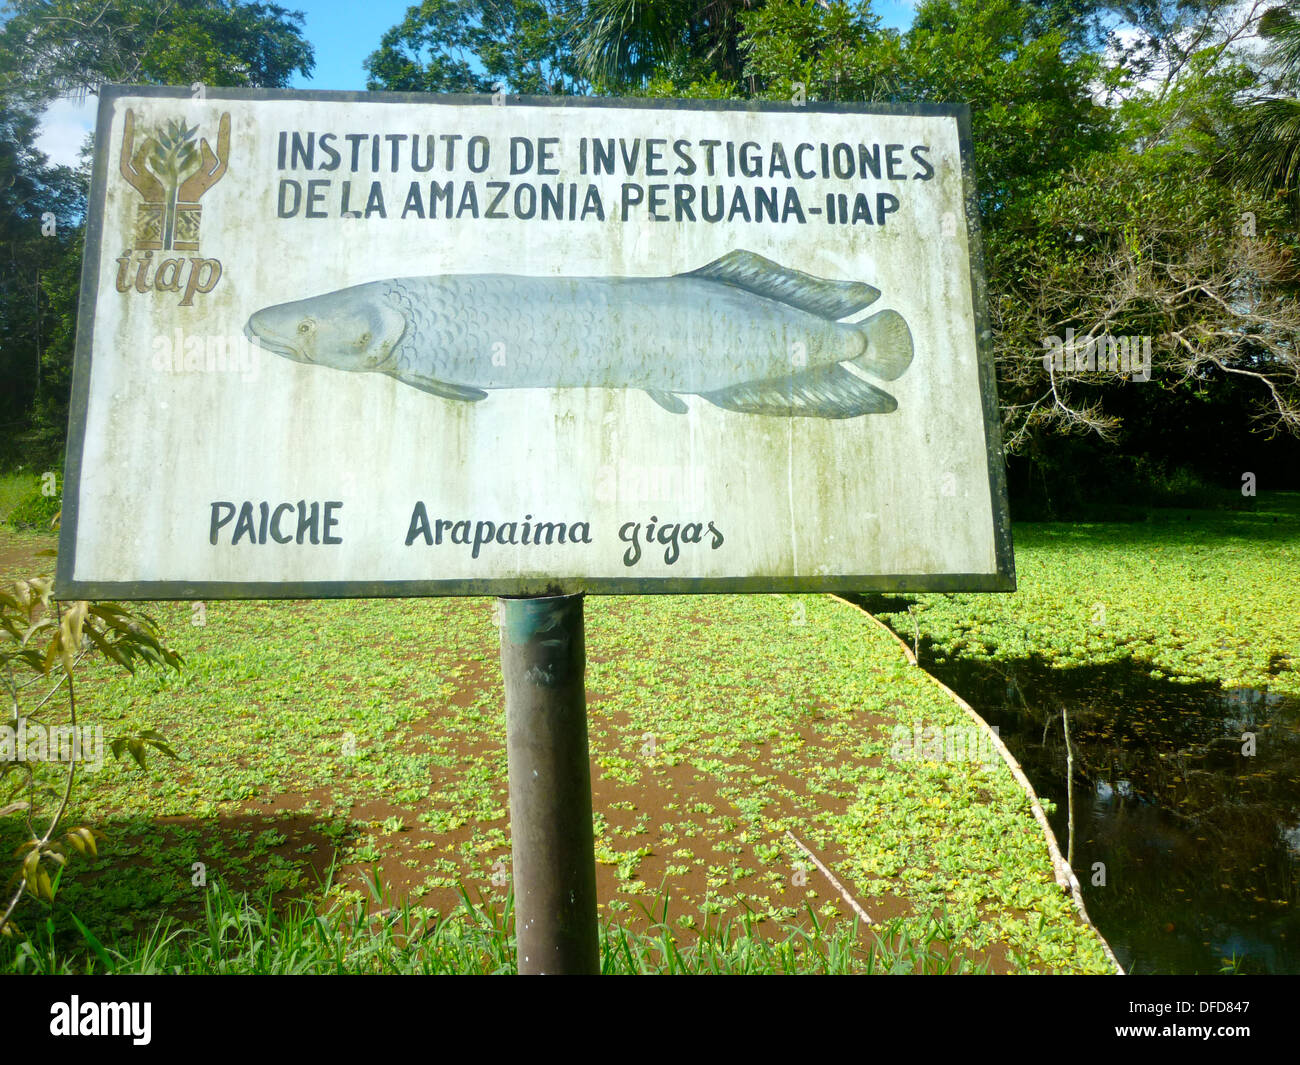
[114,108,230,306]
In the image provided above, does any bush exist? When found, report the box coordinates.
[1,576,182,938]
[1011,452,1251,520]
[6,491,60,531]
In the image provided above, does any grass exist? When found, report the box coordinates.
[0,469,42,525]
[0,522,1115,974]
[3,874,985,975]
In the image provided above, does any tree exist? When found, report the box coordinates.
[994,149,1300,450]
[0,0,315,101]
[742,0,1112,221]
[1231,3,1300,213]
[365,0,772,97]
[0,94,83,467]
[365,0,589,95]
[1097,0,1249,102]
[0,572,182,939]
[569,0,762,92]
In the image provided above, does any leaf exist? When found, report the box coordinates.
[89,603,131,619]
[60,601,87,672]
[43,629,62,676]
[58,629,73,675]
[21,616,56,647]
[66,827,99,857]
[21,846,40,884]
[138,730,180,760]
[70,912,113,969]
[83,623,130,670]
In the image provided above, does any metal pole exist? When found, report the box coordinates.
[498,593,599,975]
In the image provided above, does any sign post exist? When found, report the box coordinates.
[60,87,1014,974]
[498,594,599,974]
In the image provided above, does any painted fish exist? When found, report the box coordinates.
[243,249,913,418]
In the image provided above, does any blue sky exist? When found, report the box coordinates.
[289,0,919,90]
[287,0,413,90]
[36,0,920,166]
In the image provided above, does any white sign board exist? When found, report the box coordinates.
[58,87,1013,598]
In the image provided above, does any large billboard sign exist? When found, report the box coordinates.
[57,87,1013,598]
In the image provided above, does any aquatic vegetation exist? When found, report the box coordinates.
[868,496,1300,692]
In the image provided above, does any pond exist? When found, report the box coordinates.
[915,649,1300,974]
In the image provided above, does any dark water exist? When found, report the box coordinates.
[929,656,1300,974]
[848,599,1300,974]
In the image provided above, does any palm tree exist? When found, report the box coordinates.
[1232,4,1300,212]
[569,0,761,90]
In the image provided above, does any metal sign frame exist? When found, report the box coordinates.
[57,85,1014,601]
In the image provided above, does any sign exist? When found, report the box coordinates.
[57,87,1014,599]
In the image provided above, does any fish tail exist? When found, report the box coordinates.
[849,309,913,381]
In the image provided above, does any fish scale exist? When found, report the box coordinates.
[246,250,916,419]
[384,273,855,392]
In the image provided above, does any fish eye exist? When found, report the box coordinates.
[358,332,371,347]
[298,319,314,334]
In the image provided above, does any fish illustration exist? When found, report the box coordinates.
[243,249,913,419]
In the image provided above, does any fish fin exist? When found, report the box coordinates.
[850,309,914,381]
[645,389,689,414]
[684,249,879,320]
[388,372,488,403]
[699,363,897,419]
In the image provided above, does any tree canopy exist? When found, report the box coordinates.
[0,0,315,101]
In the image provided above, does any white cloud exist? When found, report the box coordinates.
[35,95,96,169]
[1096,1,1275,103]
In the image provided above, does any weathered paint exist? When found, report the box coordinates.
[57,87,1013,599]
